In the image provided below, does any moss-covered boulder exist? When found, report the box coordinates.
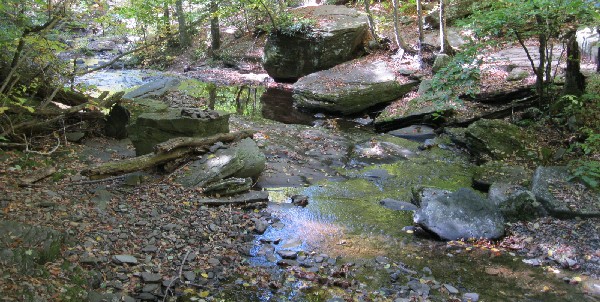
[472,161,533,190]
[263,5,369,82]
[0,220,63,274]
[465,119,531,162]
[374,97,455,132]
[127,108,230,155]
[293,60,417,115]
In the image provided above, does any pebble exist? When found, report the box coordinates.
[277,250,298,260]
[141,245,158,253]
[140,272,162,283]
[443,284,459,294]
[207,258,221,266]
[463,292,479,301]
[142,284,159,292]
[183,271,196,281]
[113,255,138,264]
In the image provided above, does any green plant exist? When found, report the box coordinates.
[569,159,600,190]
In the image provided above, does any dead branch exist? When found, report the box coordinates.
[196,191,269,206]
[154,130,255,154]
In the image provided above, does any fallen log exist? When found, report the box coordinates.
[444,96,538,128]
[81,130,256,179]
[81,148,191,179]
[196,191,269,206]
[154,130,255,154]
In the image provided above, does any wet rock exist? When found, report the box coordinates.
[413,187,505,240]
[277,250,298,260]
[465,119,531,162]
[291,195,309,207]
[463,292,480,301]
[531,166,600,218]
[293,60,417,115]
[379,198,418,211]
[113,255,138,265]
[263,5,368,82]
[388,125,436,143]
[488,183,546,221]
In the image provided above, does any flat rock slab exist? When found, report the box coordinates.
[413,187,505,240]
[293,60,417,115]
[531,166,600,218]
[374,98,455,132]
[472,161,532,190]
[388,125,436,143]
[124,77,180,99]
[263,5,368,81]
[128,108,229,155]
[0,220,63,273]
[465,119,531,162]
[379,198,419,211]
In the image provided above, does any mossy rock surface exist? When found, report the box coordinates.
[465,119,532,162]
[0,220,64,274]
[293,60,417,115]
[472,161,533,190]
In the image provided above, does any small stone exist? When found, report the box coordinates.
[142,283,159,292]
[253,219,268,234]
[142,245,158,253]
[208,258,220,266]
[137,293,155,301]
[113,255,138,264]
[277,250,298,260]
[277,259,298,267]
[422,267,432,275]
[443,284,459,294]
[141,272,162,283]
[463,293,479,301]
[375,256,389,264]
[183,271,196,281]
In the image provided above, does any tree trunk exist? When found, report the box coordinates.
[175,0,190,47]
[364,0,378,41]
[210,1,220,52]
[597,28,600,73]
[439,0,452,54]
[162,1,170,35]
[392,0,409,52]
[535,15,546,101]
[417,0,424,67]
[564,30,585,96]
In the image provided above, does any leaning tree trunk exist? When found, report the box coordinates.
[210,1,220,53]
[392,0,410,52]
[364,0,378,42]
[564,30,586,96]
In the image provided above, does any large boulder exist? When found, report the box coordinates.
[465,119,531,162]
[412,187,505,240]
[175,138,266,188]
[263,5,369,82]
[293,60,417,115]
[128,108,229,155]
[531,166,600,218]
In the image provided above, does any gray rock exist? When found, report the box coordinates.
[263,5,369,81]
[472,161,532,190]
[293,60,417,115]
[65,132,85,142]
[124,77,180,99]
[183,271,196,281]
[0,220,63,274]
[175,139,265,188]
[113,254,138,264]
[506,68,529,81]
[379,199,418,211]
[388,125,436,143]
[432,53,453,74]
[488,183,546,221]
[443,284,459,294]
[413,187,505,240]
[531,166,600,218]
[465,119,531,162]
[203,177,253,196]
[277,250,298,260]
[253,218,269,234]
[128,108,229,155]
[463,292,479,302]
[140,272,161,283]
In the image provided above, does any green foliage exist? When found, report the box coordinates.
[275,13,316,36]
[425,45,482,105]
[569,160,600,190]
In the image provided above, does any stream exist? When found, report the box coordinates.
[76,69,589,301]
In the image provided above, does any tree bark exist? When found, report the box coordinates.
[439,0,452,55]
[364,0,378,41]
[417,0,424,67]
[564,30,585,96]
[154,130,254,154]
[392,0,409,52]
[175,0,190,47]
[210,1,220,52]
